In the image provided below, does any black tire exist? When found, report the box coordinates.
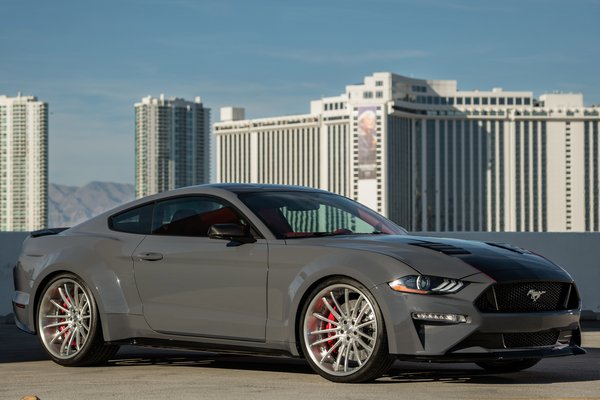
[299,277,395,383]
[475,358,541,373]
[36,273,119,366]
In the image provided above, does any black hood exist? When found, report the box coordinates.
[407,236,573,282]
[307,234,573,283]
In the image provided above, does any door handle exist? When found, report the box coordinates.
[136,252,164,261]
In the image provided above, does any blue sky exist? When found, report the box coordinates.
[1,0,599,186]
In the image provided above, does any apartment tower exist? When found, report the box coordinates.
[135,95,210,198]
[0,94,48,231]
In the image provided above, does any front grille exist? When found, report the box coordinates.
[475,282,578,313]
[503,331,560,348]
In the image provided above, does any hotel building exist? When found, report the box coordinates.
[214,72,600,232]
[0,94,48,231]
[135,95,211,198]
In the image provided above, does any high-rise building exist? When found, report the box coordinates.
[0,94,48,231]
[135,95,211,198]
[214,72,600,232]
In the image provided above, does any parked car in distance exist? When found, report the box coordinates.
[13,184,584,382]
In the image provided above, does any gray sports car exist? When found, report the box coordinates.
[13,184,584,382]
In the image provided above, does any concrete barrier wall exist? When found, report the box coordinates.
[1,231,598,319]
[420,232,600,319]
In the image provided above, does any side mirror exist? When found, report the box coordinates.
[208,223,256,244]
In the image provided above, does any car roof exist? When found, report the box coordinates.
[192,183,328,194]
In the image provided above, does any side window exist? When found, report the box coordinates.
[109,203,154,234]
[151,196,246,237]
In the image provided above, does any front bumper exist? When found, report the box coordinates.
[373,281,584,360]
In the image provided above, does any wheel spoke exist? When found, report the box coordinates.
[64,284,75,307]
[49,330,63,344]
[74,286,80,310]
[322,297,342,321]
[43,320,70,329]
[319,338,342,364]
[350,294,365,320]
[357,329,376,341]
[310,327,340,335]
[355,319,376,330]
[343,342,351,372]
[355,301,370,323]
[310,334,342,347]
[58,287,70,308]
[330,292,345,319]
[50,299,69,314]
[352,341,363,366]
[62,329,75,356]
[312,312,339,325]
[333,343,346,371]
[356,337,373,353]
[344,288,350,317]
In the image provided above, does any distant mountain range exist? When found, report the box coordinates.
[49,181,135,227]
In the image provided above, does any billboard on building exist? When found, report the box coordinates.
[357,106,378,180]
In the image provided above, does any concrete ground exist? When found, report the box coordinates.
[0,322,599,400]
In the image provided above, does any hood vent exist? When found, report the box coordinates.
[486,242,532,254]
[409,241,471,256]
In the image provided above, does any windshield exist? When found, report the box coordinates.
[239,191,406,239]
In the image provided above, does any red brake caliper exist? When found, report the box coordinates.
[325,306,339,355]
[58,299,77,348]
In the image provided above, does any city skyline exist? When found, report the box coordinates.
[216,72,600,232]
[1,0,599,186]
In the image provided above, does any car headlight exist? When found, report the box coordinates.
[388,275,467,295]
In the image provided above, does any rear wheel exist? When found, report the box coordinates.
[475,358,541,373]
[299,277,395,382]
[37,273,119,366]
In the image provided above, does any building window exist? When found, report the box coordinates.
[482,97,488,105]
[376,91,383,98]
[465,97,472,105]
[516,97,523,105]
[491,97,497,105]
[457,97,463,105]
[363,91,373,99]
[507,97,514,105]
[499,97,505,105]
[474,97,480,105]
[375,80,383,86]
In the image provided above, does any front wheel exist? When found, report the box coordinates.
[299,277,395,382]
[37,273,119,366]
[475,358,541,373]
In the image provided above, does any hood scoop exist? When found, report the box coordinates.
[409,241,471,256]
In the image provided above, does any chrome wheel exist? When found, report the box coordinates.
[38,278,92,359]
[303,283,379,377]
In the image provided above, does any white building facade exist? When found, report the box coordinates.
[135,95,211,198]
[0,94,48,231]
[214,73,600,232]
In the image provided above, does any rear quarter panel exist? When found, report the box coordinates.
[17,229,145,339]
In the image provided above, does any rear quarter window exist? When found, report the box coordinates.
[109,203,154,234]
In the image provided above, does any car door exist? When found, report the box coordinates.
[133,195,268,341]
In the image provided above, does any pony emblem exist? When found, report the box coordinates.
[527,289,546,302]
